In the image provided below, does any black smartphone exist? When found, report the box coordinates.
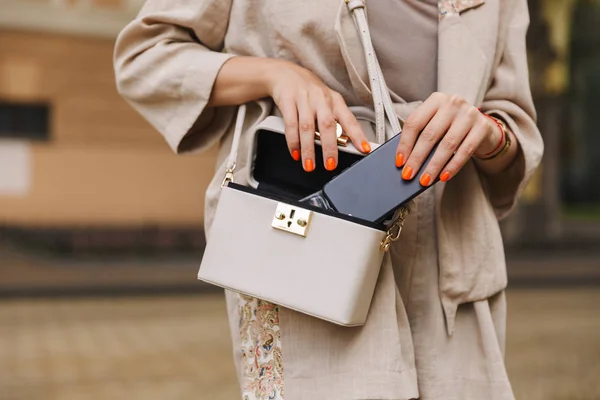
[321,133,437,223]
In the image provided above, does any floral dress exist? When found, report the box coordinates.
[239,295,284,400]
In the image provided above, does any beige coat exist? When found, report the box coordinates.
[114,0,544,398]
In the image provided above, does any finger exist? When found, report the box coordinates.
[297,92,316,172]
[396,92,445,168]
[331,92,371,154]
[402,105,456,181]
[440,118,489,182]
[278,96,301,161]
[419,108,479,186]
[315,94,338,171]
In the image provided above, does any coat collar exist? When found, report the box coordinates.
[335,0,488,107]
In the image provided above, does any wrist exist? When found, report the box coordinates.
[475,114,503,158]
[260,58,290,98]
[209,56,278,107]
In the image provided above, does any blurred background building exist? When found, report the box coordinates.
[0,0,218,232]
[0,0,599,399]
[0,0,221,294]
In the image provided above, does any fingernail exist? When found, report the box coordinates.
[420,173,431,187]
[401,166,413,180]
[291,149,300,161]
[325,157,337,171]
[395,153,404,168]
[361,141,371,153]
[440,171,451,182]
[304,159,315,172]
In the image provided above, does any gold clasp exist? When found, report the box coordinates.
[271,203,313,237]
[221,163,236,188]
[380,205,411,252]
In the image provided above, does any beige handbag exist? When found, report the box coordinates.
[198,0,410,327]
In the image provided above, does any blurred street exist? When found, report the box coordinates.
[0,288,599,400]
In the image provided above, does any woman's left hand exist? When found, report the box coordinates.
[395,92,501,186]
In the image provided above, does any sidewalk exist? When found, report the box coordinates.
[1,289,599,400]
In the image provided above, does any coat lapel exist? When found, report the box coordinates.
[437,0,489,106]
[436,12,488,105]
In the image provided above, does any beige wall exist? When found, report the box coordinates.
[0,30,217,227]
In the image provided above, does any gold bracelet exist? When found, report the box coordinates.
[474,117,511,161]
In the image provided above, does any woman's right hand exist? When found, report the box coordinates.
[209,56,371,171]
[265,59,371,172]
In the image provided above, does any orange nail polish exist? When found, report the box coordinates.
[325,157,337,171]
[440,171,451,182]
[304,159,315,172]
[401,166,413,180]
[420,173,431,186]
[361,141,372,153]
[291,149,300,161]
[395,153,404,168]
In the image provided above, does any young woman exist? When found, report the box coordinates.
[114,0,543,398]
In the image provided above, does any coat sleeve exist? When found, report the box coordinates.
[113,0,236,154]
[479,0,544,219]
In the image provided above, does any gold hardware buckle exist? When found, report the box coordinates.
[220,163,236,188]
[271,203,313,237]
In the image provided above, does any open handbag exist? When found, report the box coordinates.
[198,0,416,327]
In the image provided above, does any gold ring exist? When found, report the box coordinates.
[315,123,349,146]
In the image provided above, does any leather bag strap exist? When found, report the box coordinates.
[346,0,402,142]
[223,0,400,184]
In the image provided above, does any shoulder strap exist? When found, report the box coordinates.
[347,0,402,140]
[222,0,401,185]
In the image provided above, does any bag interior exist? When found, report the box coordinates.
[252,128,364,200]
[241,128,386,230]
